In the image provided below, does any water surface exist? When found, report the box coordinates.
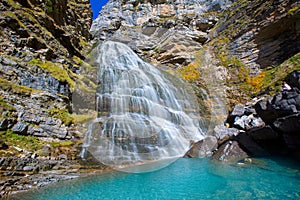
[11,158,300,200]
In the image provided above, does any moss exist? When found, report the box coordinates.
[288,6,299,15]
[50,140,74,147]
[28,58,75,91]
[71,113,95,124]
[259,52,300,94]
[45,0,53,13]
[0,130,44,152]
[0,78,39,95]
[5,0,21,8]
[48,108,74,126]
[73,56,96,72]
[154,47,160,53]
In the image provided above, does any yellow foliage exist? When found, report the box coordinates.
[247,72,265,87]
[245,71,265,93]
[177,63,200,82]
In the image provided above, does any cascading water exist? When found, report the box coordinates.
[82,41,205,172]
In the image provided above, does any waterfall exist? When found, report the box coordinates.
[82,41,205,172]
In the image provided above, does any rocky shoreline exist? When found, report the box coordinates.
[0,156,109,198]
[187,70,300,163]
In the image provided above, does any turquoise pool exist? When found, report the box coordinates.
[11,157,300,200]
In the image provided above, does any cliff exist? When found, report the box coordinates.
[0,0,101,195]
[91,0,299,104]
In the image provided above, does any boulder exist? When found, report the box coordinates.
[213,125,240,143]
[254,98,277,124]
[213,141,248,162]
[233,114,265,130]
[247,126,278,141]
[40,125,68,139]
[255,90,300,124]
[273,113,300,133]
[23,165,35,172]
[227,104,245,124]
[236,132,269,156]
[184,136,218,158]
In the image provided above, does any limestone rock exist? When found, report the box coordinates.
[213,124,240,142]
[12,121,28,135]
[233,114,265,130]
[220,0,300,74]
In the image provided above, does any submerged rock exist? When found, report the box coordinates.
[184,136,218,158]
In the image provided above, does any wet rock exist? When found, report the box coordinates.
[11,121,28,135]
[184,136,218,158]
[213,141,248,162]
[283,134,300,150]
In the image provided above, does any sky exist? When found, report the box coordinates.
[90,0,109,19]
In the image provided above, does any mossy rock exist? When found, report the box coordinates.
[48,108,74,126]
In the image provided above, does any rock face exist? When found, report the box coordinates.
[91,0,235,68]
[0,1,97,196]
[0,0,93,138]
[216,84,300,160]
[217,0,300,74]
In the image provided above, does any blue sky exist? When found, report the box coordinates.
[90,0,109,19]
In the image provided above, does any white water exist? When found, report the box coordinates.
[82,41,205,172]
